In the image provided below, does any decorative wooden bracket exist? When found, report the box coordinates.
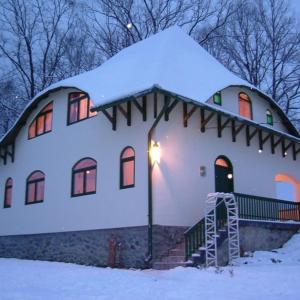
[259,131,272,150]
[101,106,117,131]
[183,103,197,127]
[200,109,215,133]
[154,92,158,118]
[133,95,147,121]
[271,136,282,154]
[293,144,300,161]
[0,142,15,165]
[117,102,131,126]
[217,115,231,138]
[246,126,258,146]
[281,139,293,158]
[165,98,178,121]
[231,120,245,142]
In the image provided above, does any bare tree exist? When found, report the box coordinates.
[0,0,75,99]
[83,0,235,59]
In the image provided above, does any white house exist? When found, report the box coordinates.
[0,26,299,269]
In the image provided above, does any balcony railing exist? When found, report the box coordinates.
[184,193,300,260]
[235,193,300,222]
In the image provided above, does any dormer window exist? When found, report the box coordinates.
[68,92,97,125]
[28,102,53,139]
[266,109,273,125]
[213,92,222,105]
[239,92,252,120]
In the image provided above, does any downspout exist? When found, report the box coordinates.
[146,95,171,264]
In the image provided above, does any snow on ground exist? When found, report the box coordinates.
[0,233,300,300]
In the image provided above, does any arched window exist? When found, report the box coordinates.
[72,158,97,197]
[4,178,13,208]
[266,109,273,125]
[239,92,252,119]
[28,102,53,139]
[26,171,45,204]
[120,147,135,189]
[68,92,97,125]
[275,173,300,202]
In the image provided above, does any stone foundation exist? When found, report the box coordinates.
[0,225,186,269]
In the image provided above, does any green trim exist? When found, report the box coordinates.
[213,92,222,105]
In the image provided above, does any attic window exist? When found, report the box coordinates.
[28,102,53,139]
[213,92,222,105]
[239,92,253,120]
[266,110,273,125]
[68,92,97,125]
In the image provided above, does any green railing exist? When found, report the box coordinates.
[235,193,300,222]
[184,198,227,260]
[184,193,300,260]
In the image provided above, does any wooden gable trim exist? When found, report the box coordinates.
[200,109,215,133]
[231,121,245,142]
[183,103,197,127]
[117,102,132,126]
[101,106,117,131]
[281,139,293,158]
[246,126,258,146]
[217,115,231,138]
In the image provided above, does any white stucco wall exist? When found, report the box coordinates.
[0,89,157,235]
[207,87,288,133]
[0,86,299,235]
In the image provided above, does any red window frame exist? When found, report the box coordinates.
[239,92,253,120]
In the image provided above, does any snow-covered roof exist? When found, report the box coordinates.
[34,26,251,107]
[0,26,299,145]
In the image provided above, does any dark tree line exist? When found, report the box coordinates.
[0,0,299,137]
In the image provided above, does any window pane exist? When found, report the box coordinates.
[42,102,53,113]
[74,172,84,195]
[122,147,135,159]
[79,98,88,120]
[69,102,78,123]
[27,183,35,203]
[5,187,12,207]
[74,159,96,170]
[213,93,222,105]
[69,92,83,102]
[45,112,53,132]
[29,120,36,139]
[123,160,134,186]
[36,181,45,201]
[37,115,45,135]
[29,171,44,181]
[85,169,96,193]
[216,158,229,167]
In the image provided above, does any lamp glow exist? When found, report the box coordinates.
[258,149,263,153]
[151,141,161,165]
[126,23,133,29]
[227,173,233,179]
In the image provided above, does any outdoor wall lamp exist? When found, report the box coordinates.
[151,141,161,165]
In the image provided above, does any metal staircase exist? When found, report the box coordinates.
[205,193,240,267]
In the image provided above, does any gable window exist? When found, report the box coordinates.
[26,171,45,204]
[213,92,222,105]
[239,92,252,119]
[28,102,53,139]
[4,178,13,208]
[68,92,97,125]
[266,109,273,125]
[120,147,135,189]
[72,158,97,197]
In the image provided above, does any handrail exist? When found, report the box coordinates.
[235,193,300,222]
[184,193,300,261]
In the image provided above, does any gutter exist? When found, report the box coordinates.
[145,95,171,265]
